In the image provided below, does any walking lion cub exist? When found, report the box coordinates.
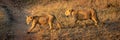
[26,14,61,33]
[65,8,99,26]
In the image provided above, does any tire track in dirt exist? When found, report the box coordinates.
[9,8,33,40]
[1,0,35,40]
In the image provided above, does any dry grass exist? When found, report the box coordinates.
[22,0,120,40]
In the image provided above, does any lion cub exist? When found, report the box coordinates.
[26,14,61,33]
[65,8,99,26]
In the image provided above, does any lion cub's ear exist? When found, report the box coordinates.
[70,9,74,12]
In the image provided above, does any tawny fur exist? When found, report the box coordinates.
[65,8,99,26]
[26,14,61,33]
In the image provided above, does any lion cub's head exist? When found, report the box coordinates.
[26,16,33,25]
[65,9,74,17]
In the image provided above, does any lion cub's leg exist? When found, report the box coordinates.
[27,20,37,33]
[91,13,98,26]
[56,22,61,29]
[48,21,52,29]
[48,15,54,29]
[89,8,99,26]
[91,17,98,25]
